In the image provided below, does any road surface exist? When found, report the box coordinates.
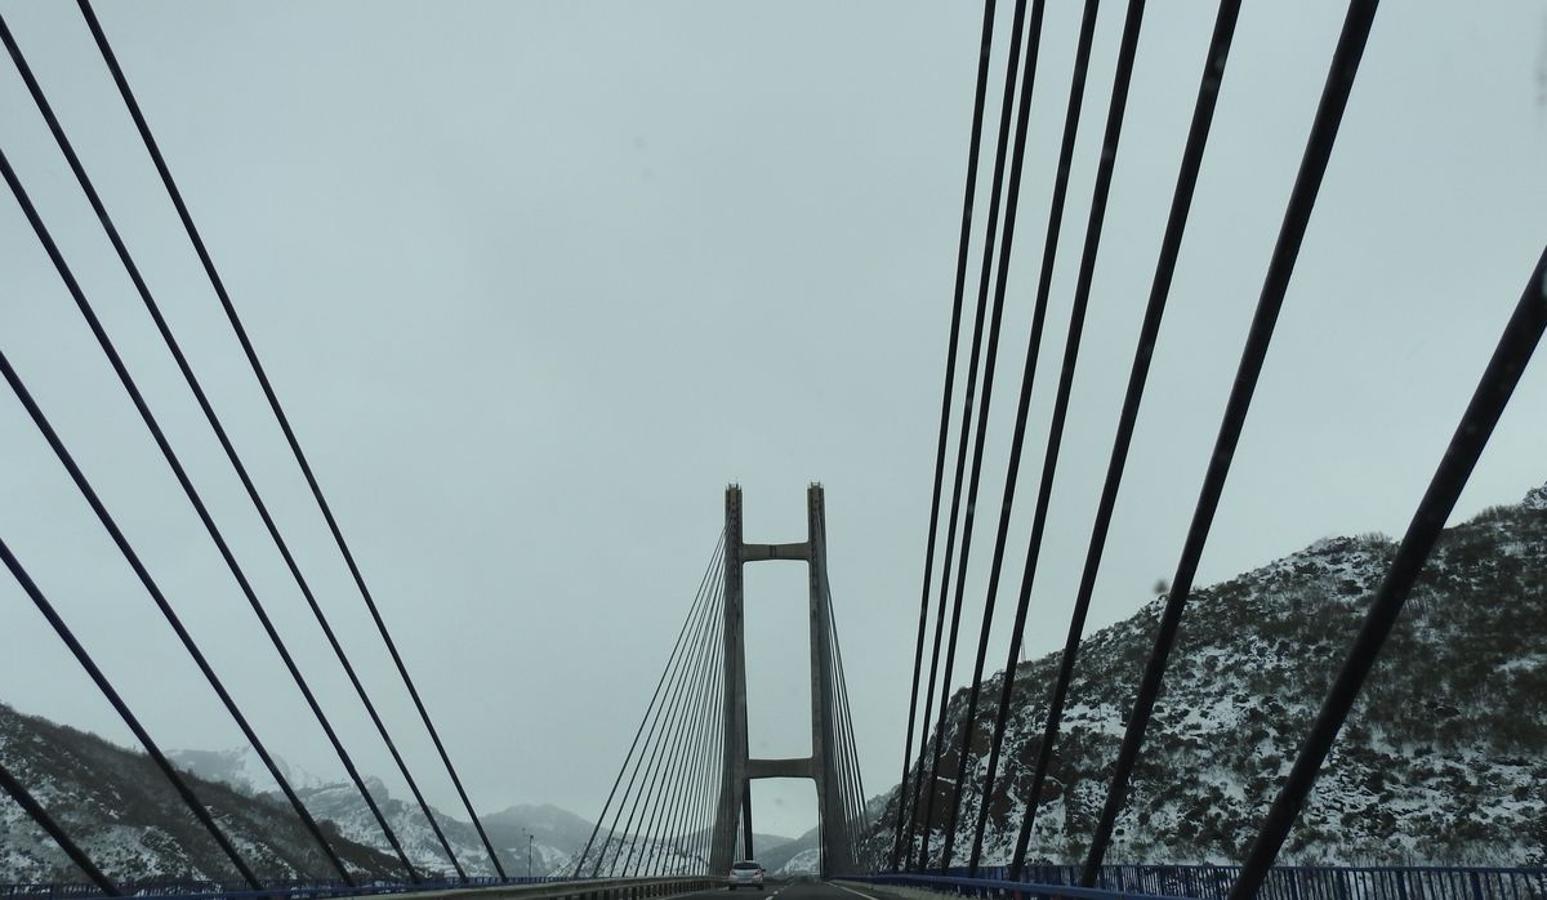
[673,881,892,900]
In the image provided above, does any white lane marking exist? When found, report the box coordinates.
[829,882,883,900]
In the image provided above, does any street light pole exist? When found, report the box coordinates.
[527,832,533,879]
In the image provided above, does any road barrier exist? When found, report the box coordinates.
[853,865,1547,900]
[0,875,718,900]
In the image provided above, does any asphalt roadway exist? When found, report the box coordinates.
[673,880,898,900]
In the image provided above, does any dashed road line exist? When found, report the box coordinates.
[827,882,882,900]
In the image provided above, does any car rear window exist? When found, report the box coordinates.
[733,862,761,870]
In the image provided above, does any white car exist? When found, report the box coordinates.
[726,860,766,890]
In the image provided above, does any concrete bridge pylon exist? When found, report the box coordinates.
[708,484,855,878]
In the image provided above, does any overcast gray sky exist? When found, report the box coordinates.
[1,1,1544,841]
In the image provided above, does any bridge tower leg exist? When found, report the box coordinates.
[808,485,856,876]
[709,484,856,878]
[711,486,751,873]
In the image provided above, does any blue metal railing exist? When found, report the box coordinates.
[854,865,1547,900]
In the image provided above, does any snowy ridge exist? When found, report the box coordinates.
[174,766,591,878]
[0,713,601,882]
[0,706,398,883]
[870,480,1547,868]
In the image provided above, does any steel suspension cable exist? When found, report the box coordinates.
[690,631,726,874]
[838,638,870,840]
[839,679,866,868]
[0,249,352,888]
[907,0,1032,869]
[629,600,720,876]
[0,148,417,883]
[823,570,867,866]
[662,604,724,875]
[709,647,725,873]
[827,588,870,868]
[0,538,262,888]
[821,585,859,864]
[924,0,1100,872]
[71,1,509,874]
[994,0,1243,877]
[918,0,1044,869]
[832,641,861,861]
[1230,247,1546,899]
[0,18,465,879]
[615,587,719,876]
[575,534,724,876]
[892,0,999,870]
[668,607,724,874]
[600,563,722,876]
[671,603,723,878]
[0,759,120,895]
[983,0,1150,873]
[621,584,723,876]
[957,0,1102,868]
[589,549,723,876]
[640,572,717,872]
[707,607,726,873]
[1081,0,1381,879]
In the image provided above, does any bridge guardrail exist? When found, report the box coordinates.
[0,874,718,900]
[846,872,1185,900]
[853,865,1547,900]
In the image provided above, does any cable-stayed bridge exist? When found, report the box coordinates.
[1,2,1544,900]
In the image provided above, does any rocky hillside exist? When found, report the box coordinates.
[872,481,1547,868]
[0,706,398,884]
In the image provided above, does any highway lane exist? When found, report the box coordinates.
[671,880,894,900]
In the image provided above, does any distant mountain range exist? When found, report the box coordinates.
[161,748,596,879]
[865,480,1547,868]
[564,827,794,878]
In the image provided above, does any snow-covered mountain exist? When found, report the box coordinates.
[0,706,398,884]
[760,795,887,875]
[870,480,1547,868]
[169,760,590,878]
[565,836,710,878]
[481,804,609,876]
[560,827,792,878]
[0,711,604,883]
